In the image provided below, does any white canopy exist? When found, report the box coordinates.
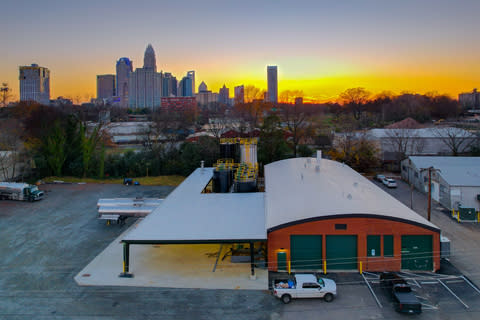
[123,168,266,243]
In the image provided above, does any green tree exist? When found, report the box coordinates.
[44,122,67,176]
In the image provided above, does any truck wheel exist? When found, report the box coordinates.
[281,294,292,304]
[324,293,334,302]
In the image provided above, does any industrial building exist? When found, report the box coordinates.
[266,157,440,273]
[120,149,441,278]
[401,156,480,212]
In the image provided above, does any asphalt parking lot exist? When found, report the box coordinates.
[1,182,480,319]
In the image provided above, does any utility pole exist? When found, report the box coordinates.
[427,168,432,221]
[420,166,441,222]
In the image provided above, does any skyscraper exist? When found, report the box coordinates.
[234,85,244,105]
[96,74,115,99]
[19,64,50,105]
[178,74,193,97]
[116,57,133,107]
[267,66,278,104]
[187,71,195,95]
[219,84,229,105]
[162,73,177,97]
[129,44,163,110]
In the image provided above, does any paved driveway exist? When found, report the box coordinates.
[375,178,480,286]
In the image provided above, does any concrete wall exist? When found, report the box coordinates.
[267,217,440,272]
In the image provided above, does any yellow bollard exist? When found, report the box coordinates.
[457,211,460,223]
[477,212,480,223]
[323,260,327,274]
[359,261,363,274]
[287,261,291,274]
[452,208,455,218]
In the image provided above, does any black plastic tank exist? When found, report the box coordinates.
[212,169,232,193]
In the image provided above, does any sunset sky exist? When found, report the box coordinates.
[1,0,479,102]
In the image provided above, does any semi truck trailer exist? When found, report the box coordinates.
[0,182,44,201]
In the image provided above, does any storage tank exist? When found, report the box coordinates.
[212,169,232,193]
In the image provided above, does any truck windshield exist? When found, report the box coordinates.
[30,186,39,193]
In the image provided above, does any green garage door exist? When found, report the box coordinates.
[326,235,357,270]
[290,235,323,270]
[401,235,433,270]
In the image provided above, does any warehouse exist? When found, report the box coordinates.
[401,156,480,212]
[266,157,441,273]
[121,155,441,278]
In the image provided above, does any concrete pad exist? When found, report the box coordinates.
[75,221,268,290]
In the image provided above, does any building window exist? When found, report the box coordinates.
[383,235,394,257]
[367,235,381,257]
[414,172,418,178]
[335,224,347,230]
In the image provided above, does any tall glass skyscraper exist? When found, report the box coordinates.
[267,66,278,104]
[116,57,133,107]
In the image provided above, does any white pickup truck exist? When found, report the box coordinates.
[273,274,337,304]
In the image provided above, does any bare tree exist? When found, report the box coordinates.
[384,128,423,162]
[339,87,370,120]
[279,90,304,104]
[434,127,476,156]
[280,103,308,157]
[244,85,265,103]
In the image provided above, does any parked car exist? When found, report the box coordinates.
[375,174,386,182]
[383,178,397,188]
[380,272,422,314]
[272,274,337,304]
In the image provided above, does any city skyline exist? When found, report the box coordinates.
[2,0,480,102]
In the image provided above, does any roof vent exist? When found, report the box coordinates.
[315,165,320,173]
[316,150,322,162]
[347,193,352,200]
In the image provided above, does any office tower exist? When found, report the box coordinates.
[234,85,244,104]
[96,74,116,99]
[196,81,217,106]
[218,84,229,105]
[267,66,278,104]
[162,72,178,97]
[128,44,163,110]
[19,64,50,105]
[116,57,133,107]
[178,74,193,97]
[459,88,480,109]
[187,71,195,94]
[143,44,156,71]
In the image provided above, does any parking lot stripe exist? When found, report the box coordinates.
[438,279,469,309]
[361,273,382,308]
[461,276,480,295]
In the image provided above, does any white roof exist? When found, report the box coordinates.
[123,168,266,243]
[265,158,439,232]
[366,127,474,139]
[409,156,480,187]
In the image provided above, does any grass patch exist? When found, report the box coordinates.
[42,175,185,186]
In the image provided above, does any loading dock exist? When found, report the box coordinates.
[326,235,357,270]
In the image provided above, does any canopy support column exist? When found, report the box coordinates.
[119,242,134,278]
[250,242,256,279]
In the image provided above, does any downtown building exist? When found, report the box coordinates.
[19,64,50,105]
[234,85,244,104]
[128,44,163,110]
[96,74,115,99]
[267,66,278,104]
[116,57,133,107]
[218,84,230,105]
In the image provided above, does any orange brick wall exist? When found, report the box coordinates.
[267,217,440,272]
